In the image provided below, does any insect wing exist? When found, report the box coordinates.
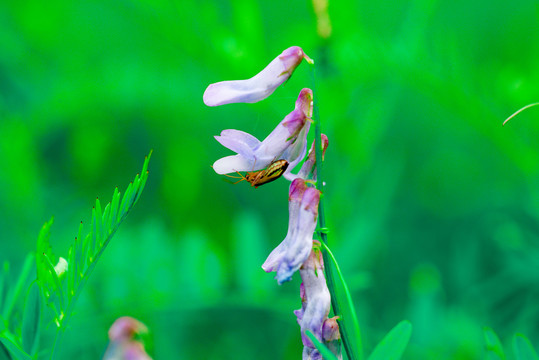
[251,160,289,188]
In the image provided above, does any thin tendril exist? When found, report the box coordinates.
[503,102,539,126]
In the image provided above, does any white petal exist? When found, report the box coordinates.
[220,129,261,148]
[212,155,255,174]
[214,130,260,159]
[203,79,274,106]
[202,46,308,106]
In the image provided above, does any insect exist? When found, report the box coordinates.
[226,159,289,188]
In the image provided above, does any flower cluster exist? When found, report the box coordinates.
[204,46,340,359]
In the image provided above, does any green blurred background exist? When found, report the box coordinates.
[1,0,538,358]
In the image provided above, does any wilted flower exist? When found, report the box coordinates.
[262,179,320,284]
[203,46,313,106]
[213,90,312,174]
[103,316,152,360]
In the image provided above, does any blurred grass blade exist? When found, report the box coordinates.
[367,320,412,360]
[2,255,34,320]
[0,341,10,360]
[0,262,8,314]
[513,334,539,360]
[319,241,362,359]
[21,282,40,356]
[305,330,339,360]
[484,327,505,360]
[0,334,32,360]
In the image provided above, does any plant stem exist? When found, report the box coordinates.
[310,64,359,360]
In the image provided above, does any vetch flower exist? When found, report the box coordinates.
[295,246,330,348]
[103,316,152,360]
[281,88,314,178]
[213,90,312,174]
[203,46,313,106]
[262,179,320,284]
[294,244,340,360]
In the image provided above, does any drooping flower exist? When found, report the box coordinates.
[212,89,312,175]
[262,179,320,284]
[294,244,341,360]
[103,317,152,360]
[203,46,313,106]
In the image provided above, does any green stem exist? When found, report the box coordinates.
[310,64,360,360]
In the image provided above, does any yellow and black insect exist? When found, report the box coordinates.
[226,159,289,188]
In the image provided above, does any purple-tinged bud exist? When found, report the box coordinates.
[322,317,342,359]
[287,133,329,181]
[103,317,152,360]
[295,88,314,118]
[203,46,313,106]
[322,317,340,342]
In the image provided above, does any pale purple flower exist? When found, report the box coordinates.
[294,246,341,360]
[295,247,331,348]
[262,179,320,284]
[213,90,312,174]
[203,46,313,106]
[281,88,314,178]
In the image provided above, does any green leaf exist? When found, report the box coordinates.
[102,202,111,237]
[305,330,339,360]
[21,282,40,355]
[513,334,539,360]
[95,197,103,247]
[118,182,133,221]
[0,334,32,360]
[0,263,9,315]
[41,254,64,311]
[53,151,152,334]
[319,241,362,359]
[36,218,55,292]
[67,244,75,300]
[0,340,10,360]
[484,327,505,360]
[368,320,412,360]
[110,187,120,230]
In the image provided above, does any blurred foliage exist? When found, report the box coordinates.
[0,0,538,359]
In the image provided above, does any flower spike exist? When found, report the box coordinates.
[203,46,313,106]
